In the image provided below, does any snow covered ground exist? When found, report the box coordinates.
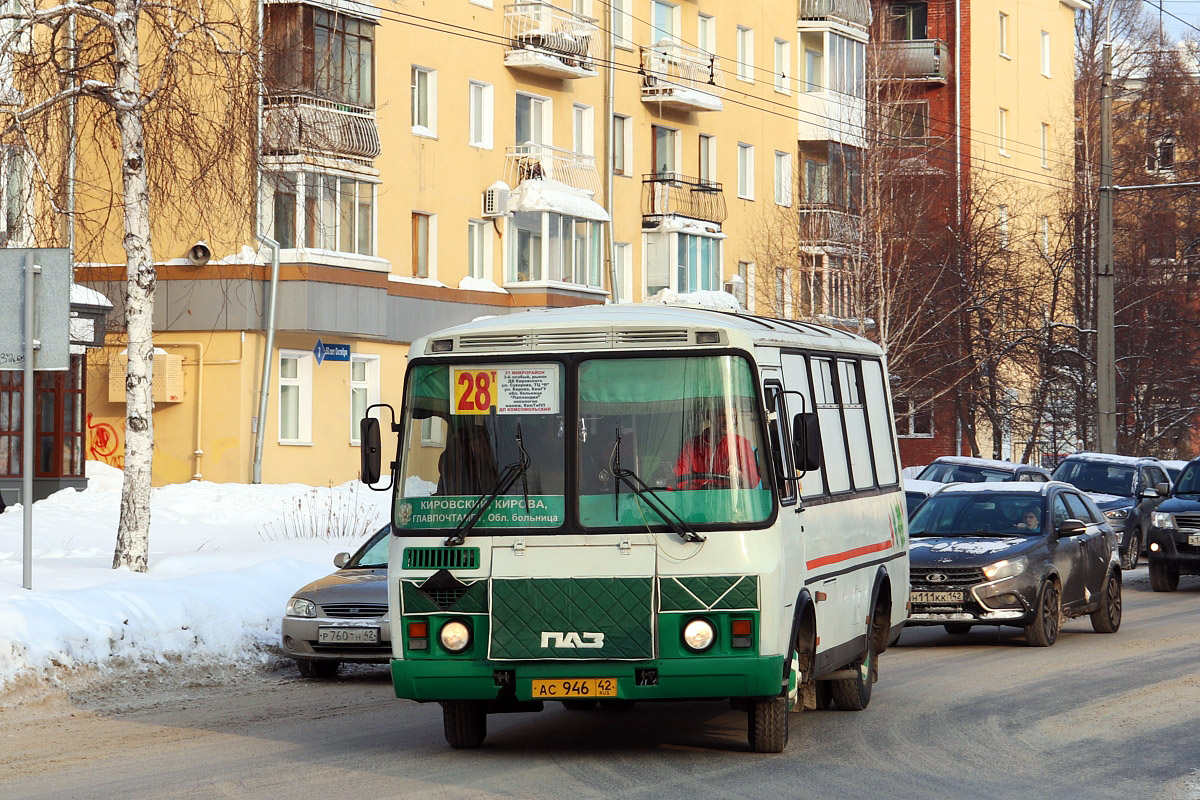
[0,463,390,693]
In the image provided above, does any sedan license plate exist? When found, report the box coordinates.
[317,626,379,644]
[1189,534,1200,547]
[911,590,964,604]
[531,678,618,699]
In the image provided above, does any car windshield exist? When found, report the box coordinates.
[905,490,928,517]
[576,355,772,529]
[1051,460,1136,497]
[909,493,1045,537]
[1175,464,1200,495]
[349,527,390,567]
[917,463,1013,483]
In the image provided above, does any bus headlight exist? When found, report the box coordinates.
[439,620,472,653]
[286,597,316,617]
[1152,512,1176,529]
[682,618,716,652]
[982,556,1027,581]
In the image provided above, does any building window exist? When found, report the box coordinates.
[411,66,437,136]
[279,350,313,444]
[265,5,376,108]
[997,205,1009,249]
[614,241,633,302]
[412,212,433,277]
[611,0,632,48]
[894,395,933,437]
[265,170,375,256]
[730,261,750,307]
[998,12,1008,57]
[888,2,927,40]
[697,13,715,54]
[675,233,722,293]
[349,355,380,445]
[0,147,29,247]
[1041,31,1051,77]
[0,357,87,479]
[1040,123,1050,168]
[736,26,754,82]
[828,34,865,98]
[1040,216,1050,255]
[509,211,604,288]
[516,92,549,146]
[573,103,594,155]
[652,125,677,174]
[1148,135,1175,172]
[887,102,929,146]
[468,219,490,281]
[774,151,792,206]
[998,108,1008,156]
[804,48,822,92]
[803,158,828,203]
[469,80,493,148]
[650,0,678,43]
[613,114,631,175]
[738,143,754,199]
[698,134,715,182]
[774,38,790,94]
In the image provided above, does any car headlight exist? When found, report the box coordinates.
[439,620,472,653]
[982,556,1028,581]
[286,597,317,618]
[682,618,716,652]
[1104,508,1129,520]
[1153,512,1176,529]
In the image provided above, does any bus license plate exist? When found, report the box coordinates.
[911,591,964,604]
[1189,534,1200,547]
[531,678,618,699]
[317,627,379,644]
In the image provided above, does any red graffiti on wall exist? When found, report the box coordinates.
[87,413,124,468]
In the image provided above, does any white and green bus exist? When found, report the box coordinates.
[360,304,909,752]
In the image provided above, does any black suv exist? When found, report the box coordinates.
[1051,453,1172,569]
[917,456,1052,484]
[907,482,1122,647]
[1146,457,1200,591]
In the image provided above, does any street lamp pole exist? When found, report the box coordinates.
[1097,40,1117,453]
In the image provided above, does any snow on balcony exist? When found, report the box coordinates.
[504,2,598,80]
[640,42,725,113]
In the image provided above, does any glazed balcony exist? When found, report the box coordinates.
[878,39,952,84]
[641,173,727,226]
[640,43,724,113]
[262,96,381,164]
[504,2,598,80]
[797,0,870,28]
[505,143,601,196]
[797,204,863,248]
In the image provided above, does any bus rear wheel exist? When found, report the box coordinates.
[441,700,487,749]
[746,695,789,753]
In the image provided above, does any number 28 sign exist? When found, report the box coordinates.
[452,369,497,415]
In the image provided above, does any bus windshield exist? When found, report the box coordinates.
[576,355,772,529]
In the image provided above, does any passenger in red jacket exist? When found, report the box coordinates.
[674,408,761,490]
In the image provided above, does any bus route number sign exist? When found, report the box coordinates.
[452,365,559,415]
[453,369,497,415]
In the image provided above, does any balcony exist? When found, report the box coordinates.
[262,96,380,164]
[878,39,952,84]
[797,0,870,28]
[504,2,598,80]
[640,43,724,113]
[641,173,728,227]
[505,143,601,197]
[797,204,862,248]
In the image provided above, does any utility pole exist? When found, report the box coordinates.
[1097,41,1117,453]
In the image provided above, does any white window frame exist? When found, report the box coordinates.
[774,38,790,94]
[894,395,934,438]
[411,66,437,138]
[736,26,754,83]
[421,416,448,447]
[516,91,551,146]
[468,80,493,149]
[265,169,379,259]
[774,150,792,207]
[573,103,594,156]
[469,0,493,8]
[611,0,632,49]
[468,219,491,281]
[998,12,1009,58]
[614,241,633,302]
[804,47,823,93]
[649,0,680,44]
[507,211,606,290]
[349,354,380,445]
[613,113,632,176]
[413,211,437,279]
[278,350,313,445]
[738,143,755,200]
[998,108,1008,156]
[697,13,716,54]
[1040,123,1050,169]
[698,134,716,183]
[1041,31,1051,77]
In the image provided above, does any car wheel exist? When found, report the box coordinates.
[1024,579,1061,647]
[562,699,598,711]
[746,694,789,753]
[442,700,487,749]
[943,623,972,635]
[295,658,339,679]
[1089,570,1122,633]
[1149,561,1180,592]
[1121,529,1141,570]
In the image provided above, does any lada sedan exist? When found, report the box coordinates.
[907,482,1122,646]
[282,525,391,678]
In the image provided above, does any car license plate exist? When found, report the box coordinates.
[531,678,618,699]
[317,626,379,644]
[911,591,964,604]
[1189,534,1200,547]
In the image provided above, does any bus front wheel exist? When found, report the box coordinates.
[441,700,487,749]
[746,695,789,753]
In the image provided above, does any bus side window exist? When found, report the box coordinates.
[764,382,796,505]
[812,357,851,494]
[861,360,899,485]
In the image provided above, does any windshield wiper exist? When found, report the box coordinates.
[610,428,704,544]
[444,425,531,547]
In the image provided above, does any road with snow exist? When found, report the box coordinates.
[2,566,1199,800]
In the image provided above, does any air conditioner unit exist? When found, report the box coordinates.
[108,354,185,404]
[482,182,511,218]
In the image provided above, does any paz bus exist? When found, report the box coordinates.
[360,304,909,752]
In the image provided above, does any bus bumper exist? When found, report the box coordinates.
[391,656,786,702]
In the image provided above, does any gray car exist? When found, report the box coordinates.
[282,525,391,678]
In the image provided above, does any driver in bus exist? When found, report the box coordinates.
[674,406,761,491]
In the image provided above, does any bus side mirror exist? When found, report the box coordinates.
[360,417,382,485]
[792,413,821,472]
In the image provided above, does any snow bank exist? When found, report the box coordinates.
[458,276,508,294]
[0,463,391,691]
[648,288,741,312]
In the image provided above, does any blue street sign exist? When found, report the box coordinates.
[313,339,325,365]
[313,339,351,365]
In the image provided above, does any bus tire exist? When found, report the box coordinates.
[747,695,789,753]
[831,629,876,711]
[441,700,487,749]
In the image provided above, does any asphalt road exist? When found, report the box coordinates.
[2,566,1199,800]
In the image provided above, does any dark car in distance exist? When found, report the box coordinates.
[917,456,1052,484]
[1146,457,1200,591]
[907,482,1122,647]
[1051,453,1172,569]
